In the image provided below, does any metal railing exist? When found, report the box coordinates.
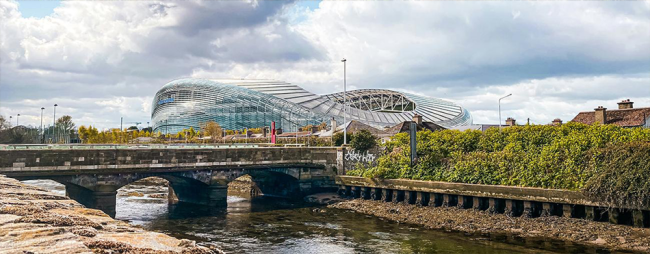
[0,143,263,150]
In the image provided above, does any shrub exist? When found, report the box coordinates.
[333,132,345,146]
[350,129,377,152]
[583,142,650,210]
[349,122,650,197]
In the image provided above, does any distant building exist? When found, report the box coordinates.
[151,78,473,134]
[384,114,446,136]
[571,99,650,128]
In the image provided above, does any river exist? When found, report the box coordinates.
[22,180,613,254]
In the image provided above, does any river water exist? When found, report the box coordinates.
[22,180,612,254]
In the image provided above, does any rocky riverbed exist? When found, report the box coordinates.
[0,175,223,253]
[331,199,650,253]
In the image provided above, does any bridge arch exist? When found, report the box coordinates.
[243,171,300,198]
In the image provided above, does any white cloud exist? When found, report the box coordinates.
[1,0,649,129]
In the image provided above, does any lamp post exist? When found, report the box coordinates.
[53,104,58,143]
[9,116,11,127]
[341,58,347,145]
[40,107,45,143]
[16,114,20,126]
[498,94,512,130]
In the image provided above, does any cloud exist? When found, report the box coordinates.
[1,0,649,129]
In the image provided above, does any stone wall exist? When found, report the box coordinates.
[337,176,650,228]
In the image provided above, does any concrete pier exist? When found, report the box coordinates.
[336,176,650,228]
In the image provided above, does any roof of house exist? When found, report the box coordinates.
[571,107,650,127]
[385,121,446,135]
[335,120,390,137]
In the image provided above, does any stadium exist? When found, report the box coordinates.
[151,78,473,134]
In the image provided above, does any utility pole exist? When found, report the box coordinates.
[53,104,58,143]
[40,107,45,143]
[498,94,512,130]
[120,117,123,131]
[341,58,347,145]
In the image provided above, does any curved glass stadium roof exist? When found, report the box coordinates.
[151,78,472,134]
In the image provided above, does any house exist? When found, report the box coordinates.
[384,114,446,136]
[571,99,650,128]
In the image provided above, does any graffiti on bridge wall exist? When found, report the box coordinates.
[344,150,376,163]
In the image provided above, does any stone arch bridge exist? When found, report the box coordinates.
[0,146,343,217]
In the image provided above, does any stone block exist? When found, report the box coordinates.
[609,209,620,224]
[371,188,382,200]
[393,190,405,203]
[383,189,393,202]
[416,192,430,206]
[562,204,573,218]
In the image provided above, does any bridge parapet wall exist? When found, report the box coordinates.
[0,147,339,176]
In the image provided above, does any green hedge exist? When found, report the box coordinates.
[347,122,650,206]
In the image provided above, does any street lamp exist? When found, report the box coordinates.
[341,58,347,145]
[40,107,45,143]
[9,116,12,127]
[53,104,58,142]
[16,114,20,126]
[498,94,512,130]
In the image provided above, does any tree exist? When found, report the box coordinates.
[318,122,327,131]
[56,115,75,133]
[0,115,11,131]
[350,129,377,152]
[333,132,345,146]
[78,126,88,143]
[201,121,222,140]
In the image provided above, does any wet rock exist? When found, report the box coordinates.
[304,192,346,205]
[178,239,196,248]
[330,199,650,253]
[70,226,98,237]
[130,177,169,187]
[0,175,223,253]
[149,193,167,199]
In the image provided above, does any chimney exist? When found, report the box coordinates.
[412,114,423,125]
[594,106,607,124]
[617,99,634,109]
[505,117,516,127]
[552,118,562,126]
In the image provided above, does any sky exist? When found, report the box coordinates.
[1,0,649,130]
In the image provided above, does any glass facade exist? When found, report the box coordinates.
[152,78,473,134]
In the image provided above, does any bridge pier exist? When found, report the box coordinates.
[65,184,117,217]
[168,181,228,208]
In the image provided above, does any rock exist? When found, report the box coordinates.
[329,199,650,253]
[0,175,223,253]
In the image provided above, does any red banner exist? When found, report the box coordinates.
[271,121,276,144]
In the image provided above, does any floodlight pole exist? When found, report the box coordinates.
[341,58,347,145]
[498,94,512,130]
[40,107,45,143]
[53,104,58,143]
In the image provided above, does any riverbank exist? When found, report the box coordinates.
[331,199,650,253]
[0,175,223,253]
